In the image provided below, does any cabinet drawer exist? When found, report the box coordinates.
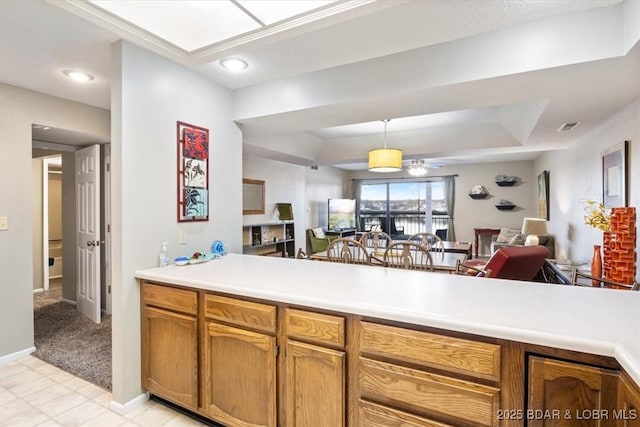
[142,282,197,315]
[360,400,453,427]
[361,321,501,381]
[360,358,499,427]
[285,308,345,348]
[204,294,276,333]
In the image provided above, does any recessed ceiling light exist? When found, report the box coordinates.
[63,69,94,82]
[220,58,248,71]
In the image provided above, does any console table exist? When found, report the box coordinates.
[473,227,500,258]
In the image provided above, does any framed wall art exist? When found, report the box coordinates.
[537,170,549,220]
[242,179,265,215]
[177,121,209,222]
[602,140,628,209]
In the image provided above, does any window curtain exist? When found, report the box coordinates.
[443,175,456,241]
[352,179,363,230]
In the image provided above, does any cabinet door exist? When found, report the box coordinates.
[203,321,277,427]
[618,373,640,427]
[142,306,198,410]
[528,356,619,427]
[285,340,345,427]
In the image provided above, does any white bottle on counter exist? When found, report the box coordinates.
[159,242,169,266]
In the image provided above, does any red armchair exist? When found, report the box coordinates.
[459,245,550,281]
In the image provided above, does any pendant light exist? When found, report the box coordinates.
[368,119,402,172]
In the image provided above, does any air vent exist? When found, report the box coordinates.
[557,122,581,132]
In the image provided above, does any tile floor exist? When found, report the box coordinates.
[0,355,209,426]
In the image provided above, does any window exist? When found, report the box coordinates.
[357,180,448,237]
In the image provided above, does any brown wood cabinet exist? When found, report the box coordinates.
[284,308,346,426]
[141,283,198,411]
[359,321,501,426]
[202,321,277,427]
[618,372,640,427]
[202,295,277,427]
[528,356,620,427]
[140,280,640,427]
[285,340,345,426]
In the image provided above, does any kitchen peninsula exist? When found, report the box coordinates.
[135,254,640,427]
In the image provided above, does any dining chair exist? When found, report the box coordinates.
[383,241,434,271]
[571,270,639,290]
[327,238,372,265]
[407,232,445,255]
[359,231,393,253]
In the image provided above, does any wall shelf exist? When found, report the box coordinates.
[243,222,295,257]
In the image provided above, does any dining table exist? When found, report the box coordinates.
[309,246,468,273]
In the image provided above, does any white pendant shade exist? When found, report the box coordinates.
[368,148,403,172]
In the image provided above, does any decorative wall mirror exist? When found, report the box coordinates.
[243,179,265,215]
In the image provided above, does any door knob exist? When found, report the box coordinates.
[87,241,95,247]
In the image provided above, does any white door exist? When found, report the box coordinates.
[76,144,101,323]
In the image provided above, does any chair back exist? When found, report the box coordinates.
[327,238,371,265]
[407,232,444,254]
[359,231,393,252]
[484,246,550,281]
[571,270,639,290]
[383,242,434,271]
[435,229,448,241]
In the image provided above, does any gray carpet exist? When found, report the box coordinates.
[33,288,112,391]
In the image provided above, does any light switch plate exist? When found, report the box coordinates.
[0,216,8,231]
[178,227,186,244]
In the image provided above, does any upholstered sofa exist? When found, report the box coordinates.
[491,231,555,258]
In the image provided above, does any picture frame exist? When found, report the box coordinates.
[537,170,549,220]
[242,179,265,215]
[177,121,209,222]
[602,140,628,209]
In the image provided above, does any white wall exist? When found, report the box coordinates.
[110,41,242,404]
[350,160,536,256]
[534,98,639,273]
[0,83,110,359]
[242,156,349,252]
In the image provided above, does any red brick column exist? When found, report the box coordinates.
[606,207,637,286]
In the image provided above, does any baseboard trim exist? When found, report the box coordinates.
[109,392,149,415]
[61,298,77,306]
[0,346,36,364]
[33,288,44,294]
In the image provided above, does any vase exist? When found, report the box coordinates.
[591,245,602,287]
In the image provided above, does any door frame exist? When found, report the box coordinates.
[104,144,112,315]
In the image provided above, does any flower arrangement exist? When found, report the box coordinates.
[584,200,610,232]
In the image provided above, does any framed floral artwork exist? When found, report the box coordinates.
[602,140,628,209]
[177,121,209,222]
[184,158,207,188]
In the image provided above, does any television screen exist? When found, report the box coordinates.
[328,199,356,230]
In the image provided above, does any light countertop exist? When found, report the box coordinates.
[135,253,640,384]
